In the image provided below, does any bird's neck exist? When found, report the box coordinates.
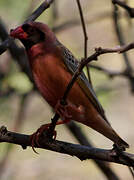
[27,41,59,63]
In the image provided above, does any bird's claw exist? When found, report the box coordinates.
[113,143,126,152]
[110,144,125,157]
[30,124,57,154]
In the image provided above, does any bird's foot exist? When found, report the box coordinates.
[110,144,125,157]
[111,144,134,168]
[30,123,56,154]
[55,100,72,120]
[30,118,71,153]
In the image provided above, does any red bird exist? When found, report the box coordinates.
[10,21,129,150]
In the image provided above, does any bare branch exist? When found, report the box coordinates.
[112,0,134,17]
[112,4,132,71]
[0,126,134,167]
[112,4,134,92]
[76,0,88,59]
[76,0,91,83]
[95,44,134,54]
[116,43,134,53]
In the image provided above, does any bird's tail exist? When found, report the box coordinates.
[83,111,129,149]
[113,130,129,149]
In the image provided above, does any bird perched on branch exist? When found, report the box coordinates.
[10,21,129,150]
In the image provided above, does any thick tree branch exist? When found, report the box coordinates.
[0,126,134,167]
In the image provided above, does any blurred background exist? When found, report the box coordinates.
[0,0,134,179]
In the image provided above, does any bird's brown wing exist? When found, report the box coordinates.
[57,42,110,124]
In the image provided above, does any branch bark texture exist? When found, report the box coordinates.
[0,126,134,167]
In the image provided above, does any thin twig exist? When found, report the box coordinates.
[112,4,134,92]
[112,0,134,17]
[128,166,134,180]
[113,5,132,71]
[76,0,88,59]
[76,0,91,83]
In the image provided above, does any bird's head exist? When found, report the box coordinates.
[10,22,56,49]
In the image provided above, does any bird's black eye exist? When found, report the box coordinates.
[10,29,13,33]
[22,24,31,32]
[22,24,35,35]
[22,23,45,40]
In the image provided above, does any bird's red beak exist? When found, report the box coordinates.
[10,26,28,39]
